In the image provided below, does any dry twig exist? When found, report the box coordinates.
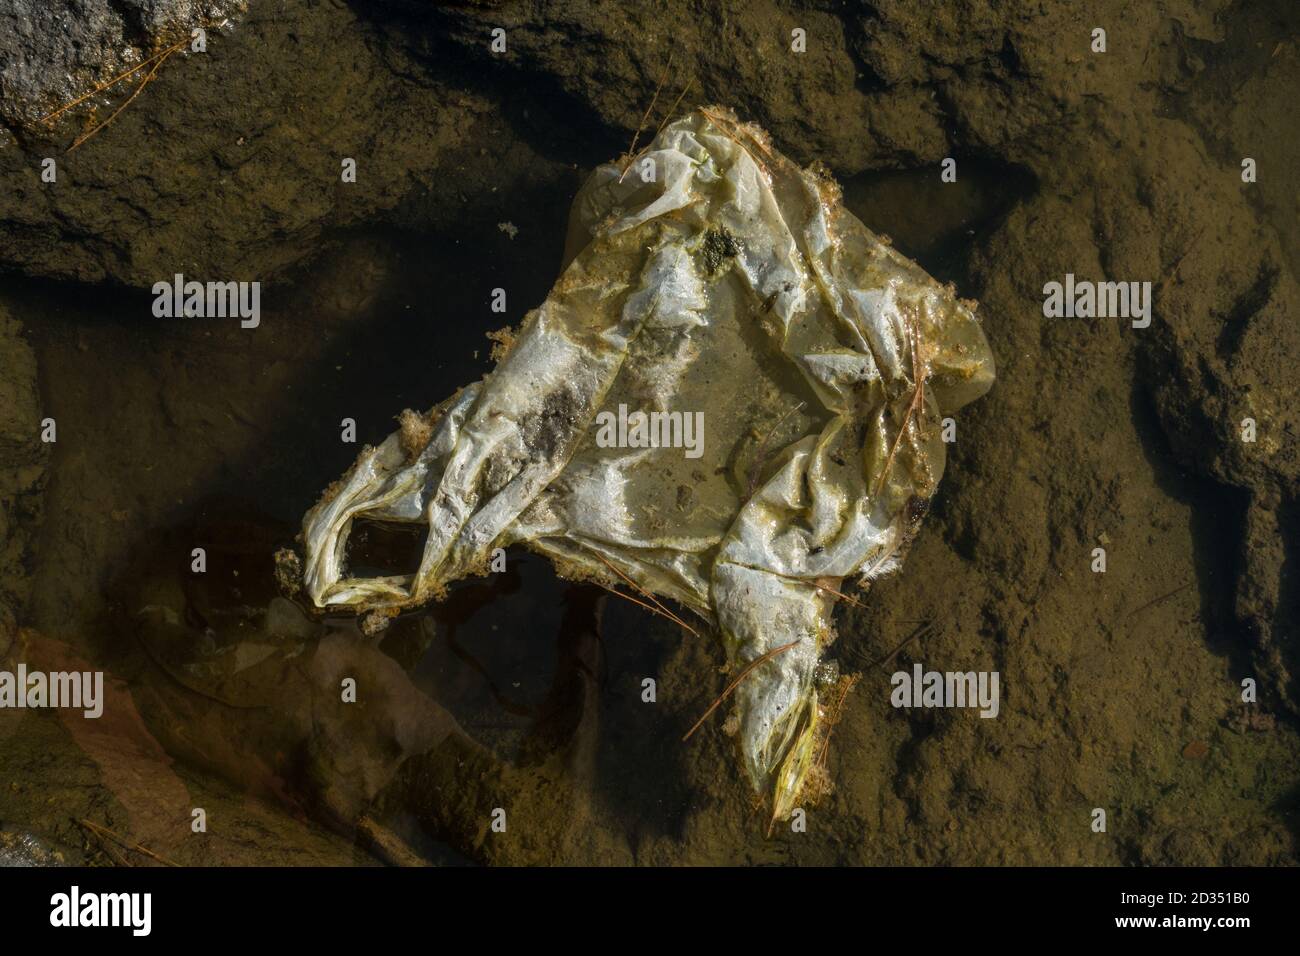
[75,818,179,868]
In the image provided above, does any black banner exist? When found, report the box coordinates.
[0,865,1280,942]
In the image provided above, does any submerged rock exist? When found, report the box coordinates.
[298,106,994,821]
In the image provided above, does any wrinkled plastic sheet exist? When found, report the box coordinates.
[298,106,995,819]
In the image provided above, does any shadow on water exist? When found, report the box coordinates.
[843,157,1037,286]
[344,0,624,170]
[93,479,698,858]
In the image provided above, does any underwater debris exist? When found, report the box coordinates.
[297,105,995,822]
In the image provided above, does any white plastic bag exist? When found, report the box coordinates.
[298,106,995,820]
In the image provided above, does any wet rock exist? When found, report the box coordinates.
[0,0,505,287]
[0,1,247,131]
[377,0,1229,177]
[0,825,66,866]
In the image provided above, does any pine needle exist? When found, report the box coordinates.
[625,53,672,164]
[68,42,180,152]
[762,568,865,609]
[39,35,188,126]
[814,672,860,772]
[812,580,863,608]
[651,77,694,141]
[592,551,700,638]
[682,638,800,742]
[872,312,928,502]
[593,580,695,636]
[75,818,179,867]
[868,619,937,670]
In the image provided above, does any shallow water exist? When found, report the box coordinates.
[3,160,1027,861]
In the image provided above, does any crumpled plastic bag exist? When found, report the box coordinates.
[297,106,995,821]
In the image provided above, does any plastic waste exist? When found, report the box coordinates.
[296,106,995,821]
